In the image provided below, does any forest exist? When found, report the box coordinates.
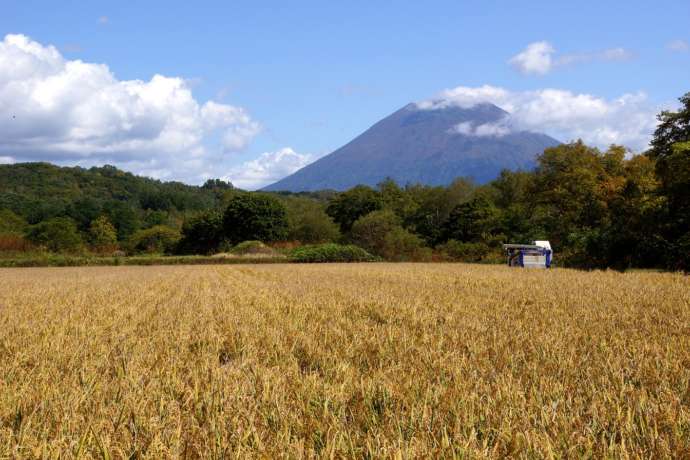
[1,93,688,270]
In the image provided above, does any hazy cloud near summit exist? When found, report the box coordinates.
[452,120,511,138]
[419,85,659,151]
[0,34,260,181]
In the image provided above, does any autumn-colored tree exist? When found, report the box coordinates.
[88,215,118,250]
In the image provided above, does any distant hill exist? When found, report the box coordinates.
[0,162,228,224]
[264,102,560,191]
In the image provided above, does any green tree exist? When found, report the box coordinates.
[142,210,172,228]
[528,142,628,266]
[649,92,690,166]
[533,142,611,232]
[223,193,288,244]
[350,209,400,256]
[202,179,234,190]
[621,93,690,269]
[326,185,383,233]
[103,201,141,241]
[406,178,476,244]
[491,169,533,209]
[377,178,419,222]
[88,216,118,249]
[128,225,181,254]
[0,209,27,234]
[176,210,225,254]
[487,170,538,243]
[646,94,690,270]
[350,209,431,260]
[25,217,83,253]
[603,154,663,269]
[382,227,430,261]
[284,197,340,244]
[140,191,173,211]
[651,141,690,270]
[440,197,498,244]
[66,197,103,231]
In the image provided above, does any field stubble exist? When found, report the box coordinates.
[0,263,688,458]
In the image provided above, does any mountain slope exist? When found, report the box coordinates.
[264,103,560,191]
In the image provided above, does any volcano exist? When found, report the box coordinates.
[263,102,559,191]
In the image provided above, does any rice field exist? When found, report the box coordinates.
[0,264,688,458]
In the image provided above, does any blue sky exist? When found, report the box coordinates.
[1,1,689,188]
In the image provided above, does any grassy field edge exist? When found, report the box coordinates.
[0,255,293,267]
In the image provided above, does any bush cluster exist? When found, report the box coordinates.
[289,244,378,263]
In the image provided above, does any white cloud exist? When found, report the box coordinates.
[0,34,261,182]
[417,85,511,111]
[599,47,633,61]
[452,122,474,136]
[0,156,14,164]
[509,41,554,75]
[510,41,634,75]
[556,47,633,66]
[223,148,315,190]
[419,85,659,151]
[201,101,260,152]
[667,39,689,52]
[452,120,510,137]
[98,16,109,25]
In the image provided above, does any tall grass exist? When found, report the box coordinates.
[0,264,688,457]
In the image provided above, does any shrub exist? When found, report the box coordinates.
[437,239,491,262]
[0,234,31,252]
[383,227,432,261]
[269,240,301,251]
[128,225,181,254]
[25,217,83,253]
[350,210,400,256]
[230,240,276,256]
[289,243,377,263]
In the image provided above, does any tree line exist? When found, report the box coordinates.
[1,93,688,270]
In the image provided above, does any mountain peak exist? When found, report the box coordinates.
[263,102,559,191]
